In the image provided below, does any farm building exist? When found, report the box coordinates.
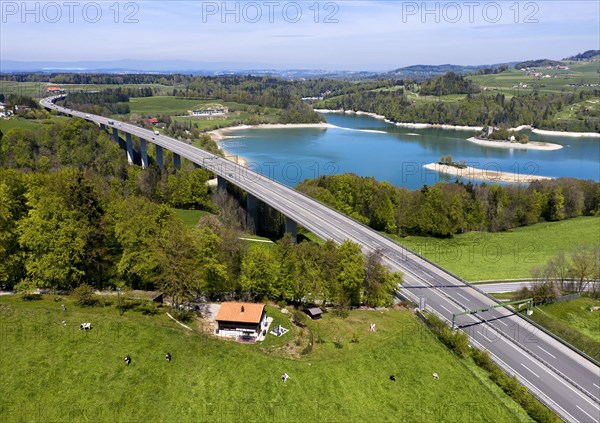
[305,307,323,320]
[215,302,268,341]
[192,109,225,116]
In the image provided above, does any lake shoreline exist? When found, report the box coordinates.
[314,108,600,138]
[466,137,563,151]
[208,123,334,167]
[424,163,554,183]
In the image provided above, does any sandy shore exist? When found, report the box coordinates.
[315,109,600,137]
[467,137,563,151]
[208,122,333,142]
[314,109,483,131]
[531,128,600,138]
[424,163,554,183]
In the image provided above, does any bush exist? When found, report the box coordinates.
[334,336,344,349]
[291,309,306,326]
[172,308,194,323]
[15,280,42,301]
[427,313,470,358]
[72,284,97,306]
[135,302,159,315]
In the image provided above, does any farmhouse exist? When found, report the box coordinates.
[46,86,64,94]
[192,108,225,116]
[143,117,159,125]
[215,302,268,341]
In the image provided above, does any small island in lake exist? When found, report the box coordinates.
[425,155,554,183]
[467,126,563,151]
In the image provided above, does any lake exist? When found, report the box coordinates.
[219,113,600,189]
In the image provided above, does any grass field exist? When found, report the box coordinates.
[393,217,600,281]
[0,82,174,99]
[127,96,279,118]
[0,116,70,132]
[468,61,600,96]
[173,209,213,227]
[526,296,600,362]
[0,295,533,423]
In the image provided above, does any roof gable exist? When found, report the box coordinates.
[215,302,265,324]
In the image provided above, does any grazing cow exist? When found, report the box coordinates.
[389,375,396,382]
[433,373,439,380]
[165,352,172,362]
[79,322,92,330]
[124,355,131,366]
[61,304,66,311]
[281,373,289,383]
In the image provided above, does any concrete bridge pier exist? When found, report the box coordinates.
[100,123,106,131]
[217,176,227,192]
[173,153,181,171]
[284,216,298,242]
[140,139,149,169]
[125,133,134,165]
[112,127,119,144]
[155,145,164,170]
[246,193,259,231]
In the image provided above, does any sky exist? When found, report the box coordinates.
[1,0,599,71]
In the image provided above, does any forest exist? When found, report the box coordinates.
[318,88,600,132]
[0,119,399,308]
[297,174,600,237]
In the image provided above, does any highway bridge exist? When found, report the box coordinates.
[41,95,600,422]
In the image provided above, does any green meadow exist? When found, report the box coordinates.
[0,295,532,423]
[394,217,600,281]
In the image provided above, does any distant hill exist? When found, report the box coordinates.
[387,63,515,82]
[514,59,562,69]
[564,50,600,61]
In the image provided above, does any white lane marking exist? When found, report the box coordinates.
[594,383,600,390]
[521,363,540,378]
[469,338,579,423]
[576,405,598,422]
[496,319,509,327]
[455,292,470,302]
[439,304,453,314]
[481,332,499,343]
[501,327,600,410]
[538,346,557,359]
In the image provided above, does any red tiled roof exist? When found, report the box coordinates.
[143,118,158,124]
[215,302,265,324]
[47,87,62,91]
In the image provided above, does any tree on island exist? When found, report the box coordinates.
[440,155,453,165]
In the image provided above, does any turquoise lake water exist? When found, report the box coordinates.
[220,113,600,189]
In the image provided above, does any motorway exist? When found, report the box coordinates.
[41,96,600,422]
[476,281,598,294]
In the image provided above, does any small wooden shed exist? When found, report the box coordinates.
[305,307,323,320]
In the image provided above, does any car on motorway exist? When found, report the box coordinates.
[108,120,114,125]
[154,130,160,135]
[85,114,91,118]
